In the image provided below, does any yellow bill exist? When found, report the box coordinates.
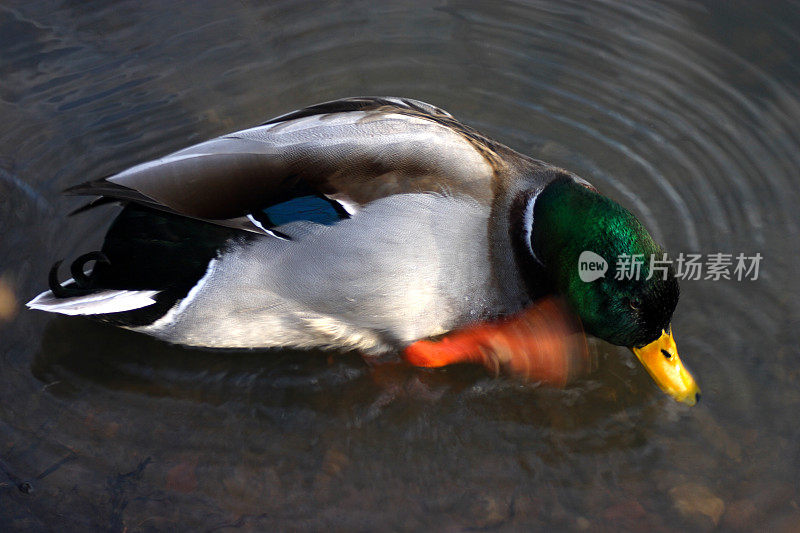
[632,327,700,405]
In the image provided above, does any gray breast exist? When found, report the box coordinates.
[135,193,529,352]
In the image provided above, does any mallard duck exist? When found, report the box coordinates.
[27,96,700,405]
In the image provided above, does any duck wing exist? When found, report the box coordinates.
[67,96,503,233]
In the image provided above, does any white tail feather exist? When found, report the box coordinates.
[27,288,159,316]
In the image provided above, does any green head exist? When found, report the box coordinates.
[530,177,679,348]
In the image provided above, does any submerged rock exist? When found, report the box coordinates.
[669,482,725,526]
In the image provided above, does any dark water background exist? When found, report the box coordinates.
[2,0,799,530]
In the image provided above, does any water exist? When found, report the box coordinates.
[1,0,799,530]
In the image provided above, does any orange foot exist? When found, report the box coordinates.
[403,297,592,387]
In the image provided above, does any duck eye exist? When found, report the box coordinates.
[661,349,672,360]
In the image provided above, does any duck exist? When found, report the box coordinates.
[27,96,700,405]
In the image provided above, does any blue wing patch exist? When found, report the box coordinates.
[250,195,349,233]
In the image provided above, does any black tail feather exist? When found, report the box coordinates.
[48,260,71,297]
[70,251,110,286]
[46,204,252,326]
[48,252,111,298]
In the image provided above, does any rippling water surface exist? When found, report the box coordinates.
[2,1,799,530]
